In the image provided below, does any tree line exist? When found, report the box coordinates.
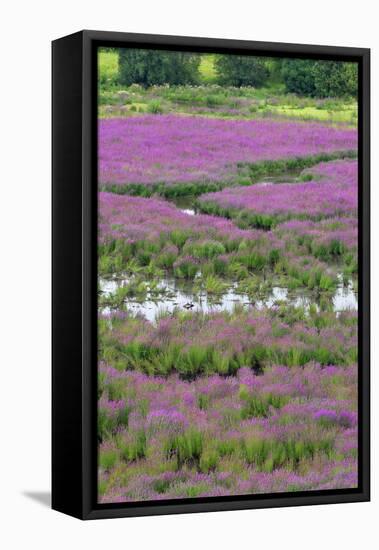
[114,49,357,98]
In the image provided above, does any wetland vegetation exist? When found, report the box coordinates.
[97,48,358,503]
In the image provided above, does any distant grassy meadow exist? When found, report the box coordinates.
[97,48,358,503]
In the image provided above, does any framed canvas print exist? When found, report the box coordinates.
[52,30,370,520]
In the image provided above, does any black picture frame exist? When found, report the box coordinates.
[52,30,370,520]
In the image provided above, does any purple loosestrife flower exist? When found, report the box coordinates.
[146,407,189,431]
[99,192,255,245]
[338,410,358,428]
[200,164,357,221]
[99,397,126,415]
[99,116,357,187]
[276,216,358,250]
[303,158,357,185]
[313,409,339,423]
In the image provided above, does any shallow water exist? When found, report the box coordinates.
[258,173,300,184]
[99,276,357,322]
[168,195,197,215]
[101,174,357,322]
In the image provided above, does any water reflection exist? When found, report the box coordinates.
[168,195,196,216]
[99,276,357,323]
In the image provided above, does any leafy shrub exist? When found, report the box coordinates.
[119,49,200,87]
[205,94,223,107]
[313,61,358,98]
[281,59,317,96]
[147,100,164,114]
[215,55,270,87]
[281,59,358,98]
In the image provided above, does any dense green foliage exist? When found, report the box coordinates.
[119,49,200,87]
[281,59,317,96]
[101,48,358,99]
[215,55,270,87]
[281,59,358,98]
[313,61,358,98]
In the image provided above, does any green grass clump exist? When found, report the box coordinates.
[217,439,240,457]
[197,393,210,410]
[199,451,219,473]
[241,438,271,466]
[98,479,109,496]
[176,346,209,379]
[98,372,106,399]
[152,478,172,494]
[99,449,118,471]
[240,437,333,471]
[147,100,164,114]
[312,239,346,261]
[173,258,199,279]
[98,281,149,308]
[155,247,178,269]
[238,252,268,271]
[99,304,356,379]
[98,405,132,442]
[165,430,204,469]
[199,275,228,294]
[119,431,147,462]
[170,230,189,249]
[239,386,289,419]
[98,409,114,442]
[185,484,209,498]
[186,240,226,259]
[107,379,125,401]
